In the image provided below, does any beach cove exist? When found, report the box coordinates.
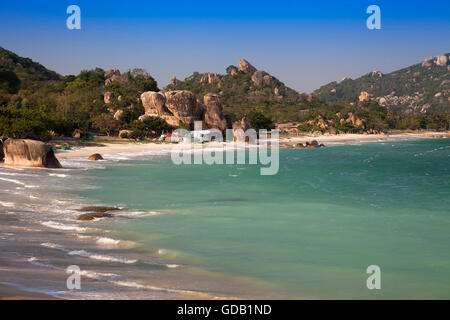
[0,134,449,299]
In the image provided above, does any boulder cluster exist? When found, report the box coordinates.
[140,90,227,131]
[422,54,450,68]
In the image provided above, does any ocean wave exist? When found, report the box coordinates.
[95,237,121,246]
[0,177,38,188]
[68,250,138,264]
[27,257,56,269]
[115,210,166,218]
[0,201,15,208]
[49,173,68,178]
[41,242,66,250]
[40,221,88,232]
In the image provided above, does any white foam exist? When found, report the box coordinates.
[49,173,68,178]
[41,242,66,250]
[68,250,138,264]
[27,257,55,269]
[79,270,119,280]
[41,221,88,232]
[116,210,166,218]
[0,177,37,188]
[96,237,121,246]
[0,201,15,208]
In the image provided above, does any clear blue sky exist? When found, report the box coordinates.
[1,0,449,93]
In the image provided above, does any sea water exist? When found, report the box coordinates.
[1,138,449,299]
[74,139,450,299]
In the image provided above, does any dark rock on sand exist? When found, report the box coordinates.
[3,139,62,168]
[88,153,103,161]
[295,143,305,148]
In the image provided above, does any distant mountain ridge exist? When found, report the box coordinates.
[312,54,450,113]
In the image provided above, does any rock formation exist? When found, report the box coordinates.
[238,59,257,74]
[359,91,372,102]
[104,91,113,104]
[435,54,449,67]
[104,69,122,85]
[140,90,227,130]
[422,56,434,68]
[203,94,227,131]
[3,139,62,168]
[113,110,123,121]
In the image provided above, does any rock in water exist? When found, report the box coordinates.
[3,139,62,168]
[77,206,120,213]
[88,153,103,161]
[77,212,113,221]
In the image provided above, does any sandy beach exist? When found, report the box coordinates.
[54,132,448,160]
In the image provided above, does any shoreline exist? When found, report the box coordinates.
[0,283,60,300]
[54,132,448,160]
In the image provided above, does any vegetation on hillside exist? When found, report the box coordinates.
[0,47,448,141]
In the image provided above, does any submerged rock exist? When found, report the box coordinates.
[77,206,120,213]
[77,212,113,221]
[3,139,62,168]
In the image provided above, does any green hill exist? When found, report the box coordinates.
[312,54,450,113]
[0,46,61,84]
[166,58,313,122]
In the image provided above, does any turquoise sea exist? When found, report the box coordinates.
[73,139,450,299]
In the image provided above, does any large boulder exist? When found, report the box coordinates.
[163,90,198,126]
[140,91,169,116]
[3,139,62,168]
[251,70,264,87]
[203,93,227,131]
[238,58,257,74]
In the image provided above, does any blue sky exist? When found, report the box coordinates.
[1,0,449,92]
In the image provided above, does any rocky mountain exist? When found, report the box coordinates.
[166,58,310,121]
[312,54,450,113]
